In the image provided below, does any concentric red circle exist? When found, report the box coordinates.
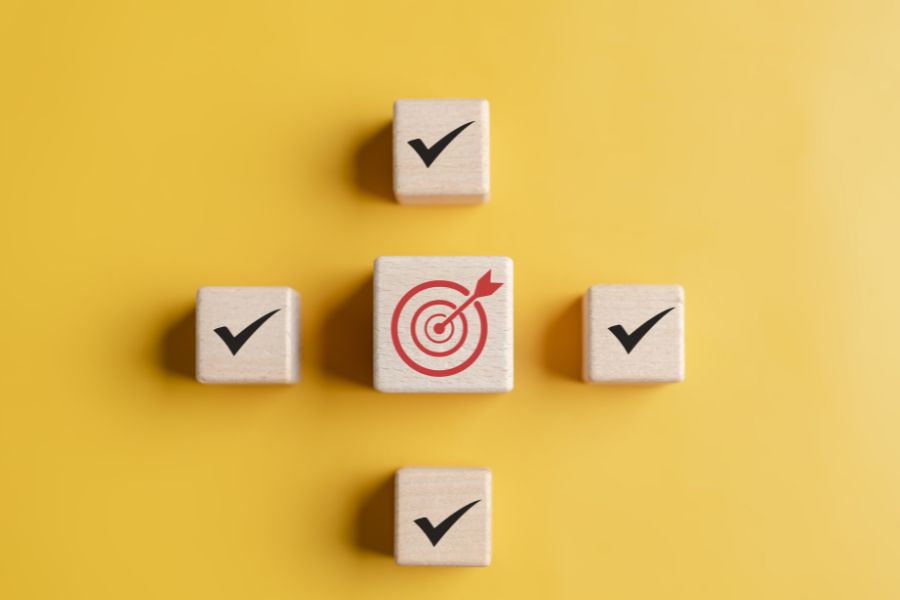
[390,280,489,377]
[423,313,454,343]
[411,299,467,357]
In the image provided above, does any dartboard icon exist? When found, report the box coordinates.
[391,270,503,377]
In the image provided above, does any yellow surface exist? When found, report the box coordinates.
[1,1,899,598]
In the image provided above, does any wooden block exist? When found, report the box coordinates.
[393,99,490,205]
[395,467,492,567]
[582,284,684,383]
[196,286,300,384]
[374,256,513,393]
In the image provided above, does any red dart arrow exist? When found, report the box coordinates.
[434,270,503,333]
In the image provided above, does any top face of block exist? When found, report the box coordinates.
[393,99,489,205]
[374,256,513,393]
[583,284,684,383]
[395,467,492,567]
[196,286,300,384]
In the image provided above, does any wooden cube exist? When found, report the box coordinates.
[395,467,492,567]
[374,256,513,393]
[393,99,489,205]
[582,284,684,383]
[196,286,300,384]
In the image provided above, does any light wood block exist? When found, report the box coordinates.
[395,467,492,567]
[374,256,513,393]
[196,286,300,384]
[582,284,684,383]
[393,99,489,205]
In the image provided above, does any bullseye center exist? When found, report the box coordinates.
[433,322,446,335]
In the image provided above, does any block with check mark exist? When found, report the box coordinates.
[583,284,684,383]
[395,467,491,567]
[393,99,489,204]
[196,287,300,384]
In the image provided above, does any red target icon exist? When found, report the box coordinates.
[391,270,503,377]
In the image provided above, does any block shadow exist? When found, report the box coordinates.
[354,473,394,556]
[321,277,373,387]
[160,307,195,379]
[352,122,393,201]
[543,297,582,381]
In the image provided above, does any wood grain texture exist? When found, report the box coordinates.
[392,99,489,205]
[196,286,300,384]
[395,467,492,567]
[582,284,684,383]
[374,256,513,393]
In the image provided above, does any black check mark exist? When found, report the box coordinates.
[407,121,475,167]
[213,309,280,356]
[608,307,675,353]
[414,500,480,547]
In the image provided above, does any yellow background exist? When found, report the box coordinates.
[1,0,899,598]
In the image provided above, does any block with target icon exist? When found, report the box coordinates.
[582,284,684,383]
[195,286,300,384]
[393,99,490,205]
[374,256,513,393]
[395,467,492,567]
